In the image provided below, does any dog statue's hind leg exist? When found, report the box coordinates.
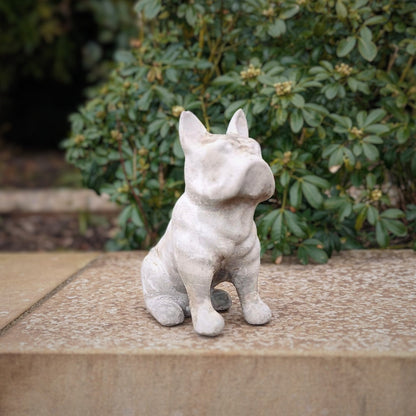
[141,250,188,326]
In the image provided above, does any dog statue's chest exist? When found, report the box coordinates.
[172,194,257,255]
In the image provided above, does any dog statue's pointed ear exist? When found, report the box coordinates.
[179,111,207,154]
[226,109,249,138]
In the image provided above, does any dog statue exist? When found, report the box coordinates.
[141,109,275,336]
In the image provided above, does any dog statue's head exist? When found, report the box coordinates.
[179,109,275,205]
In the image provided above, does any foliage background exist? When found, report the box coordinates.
[64,0,416,263]
[0,0,136,148]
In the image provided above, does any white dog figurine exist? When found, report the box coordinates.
[141,109,275,336]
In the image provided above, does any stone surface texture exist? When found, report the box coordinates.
[142,110,274,336]
[1,250,415,415]
[0,252,100,328]
[0,189,119,213]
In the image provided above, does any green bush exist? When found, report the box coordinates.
[64,0,416,262]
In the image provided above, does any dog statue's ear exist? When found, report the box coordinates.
[226,109,249,138]
[179,111,207,154]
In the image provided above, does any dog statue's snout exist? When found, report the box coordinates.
[241,159,275,201]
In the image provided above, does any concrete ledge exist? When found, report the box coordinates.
[0,189,119,214]
[1,352,414,415]
[0,252,100,328]
[1,250,415,415]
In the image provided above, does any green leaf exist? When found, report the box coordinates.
[305,103,329,115]
[358,30,377,62]
[328,147,344,168]
[353,143,362,156]
[301,182,323,208]
[356,111,366,128]
[279,6,299,20]
[397,126,410,144]
[362,142,379,161]
[271,212,284,242]
[280,170,291,187]
[225,100,247,119]
[355,205,368,231]
[396,94,408,108]
[330,114,352,129]
[114,50,136,64]
[128,107,136,121]
[363,135,383,144]
[324,197,345,210]
[290,109,303,133]
[365,15,387,25]
[343,147,355,165]
[148,119,165,135]
[302,175,330,189]
[364,124,389,134]
[297,246,309,265]
[154,86,175,107]
[131,206,144,227]
[165,68,179,83]
[118,205,133,228]
[366,173,376,189]
[302,238,323,246]
[339,202,352,221]
[376,220,388,247]
[290,94,305,108]
[337,36,357,57]
[301,109,320,127]
[289,181,302,208]
[324,83,339,100]
[303,245,329,264]
[71,114,84,134]
[336,0,348,18]
[173,139,184,159]
[137,89,153,111]
[134,0,161,19]
[252,98,269,115]
[213,74,240,85]
[380,209,404,219]
[347,77,359,92]
[382,219,407,237]
[320,61,334,72]
[268,19,286,37]
[185,6,198,26]
[259,209,280,235]
[360,26,373,42]
[284,210,306,238]
[367,205,378,225]
[363,109,386,126]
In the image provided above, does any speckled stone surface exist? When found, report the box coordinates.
[1,250,415,415]
[0,252,100,328]
[1,250,415,354]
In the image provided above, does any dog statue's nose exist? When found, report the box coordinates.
[241,160,275,201]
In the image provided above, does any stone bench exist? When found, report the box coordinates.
[1,250,415,415]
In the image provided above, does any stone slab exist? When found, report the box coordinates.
[0,252,100,328]
[0,189,119,213]
[0,250,415,415]
[1,353,414,416]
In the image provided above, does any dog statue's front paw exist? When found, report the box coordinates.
[242,298,272,326]
[193,308,225,337]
